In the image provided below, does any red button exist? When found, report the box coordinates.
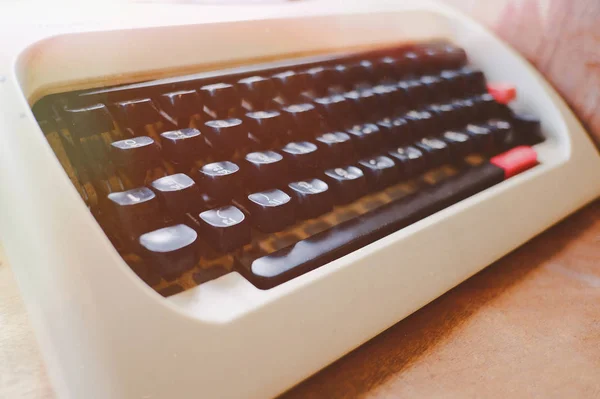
[487,83,517,104]
[490,146,537,179]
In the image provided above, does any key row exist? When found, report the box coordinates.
[62,63,481,140]
[108,94,504,174]
[110,118,511,244]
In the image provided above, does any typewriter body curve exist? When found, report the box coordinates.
[1,1,599,399]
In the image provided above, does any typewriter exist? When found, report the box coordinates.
[1,1,600,398]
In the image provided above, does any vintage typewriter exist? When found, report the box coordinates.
[1,1,599,398]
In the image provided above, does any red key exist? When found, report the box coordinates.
[490,145,537,179]
[487,82,517,104]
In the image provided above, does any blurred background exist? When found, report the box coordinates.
[446,0,600,145]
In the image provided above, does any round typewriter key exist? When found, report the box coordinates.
[281,141,321,177]
[244,150,288,190]
[111,136,161,168]
[246,189,295,232]
[198,161,243,201]
[112,98,162,129]
[511,112,544,145]
[281,103,323,138]
[272,70,310,99]
[151,173,202,216]
[358,155,399,190]
[199,83,240,116]
[377,117,412,147]
[204,118,248,151]
[108,187,163,237]
[323,166,367,204]
[139,224,199,281]
[420,75,446,102]
[397,79,427,107]
[388,146,427,178]
[313,94,356,129]
[398,51,420,76]
[442,130,473,159]
[245,110,285,144]
[305,66,338,95]
[158,90,202,119]
[198,205,251,252]
[460,67,487,95]
[486,119,514,151]
[346,123,383,156]
[63,103,115,138]
[160,128,206,163]
[415,137,451,167]
[465,124,495,154]
[287,178,333,219]
[378,56,399,81]
[404,110,436,139]
[315,132,355,167]
[237,76,276,108]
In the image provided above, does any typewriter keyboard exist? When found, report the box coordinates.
[32,41,543,295]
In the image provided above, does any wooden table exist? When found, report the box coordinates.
[2,201,600,399]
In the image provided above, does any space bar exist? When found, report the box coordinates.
[235,163,505,289]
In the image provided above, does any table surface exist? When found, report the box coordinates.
[2,200,600,399]
[4,0,600,397]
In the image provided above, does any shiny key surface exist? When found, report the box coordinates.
[160,128,205,163]
[288,178,333,219]
[323,166,368,204]
[281,141,321,177]
[151,173,202,216]
[244,150,288,190]
[203,118,248,151]
[111,136,161,168]
[198,161,242,201]
[112,98,162,129]
[198,205,250,252]
[63,103,114,138]
[139,224,199,280]
[246,189,295,233]
[107,187,163,237]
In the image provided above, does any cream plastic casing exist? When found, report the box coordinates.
[1,1,600,398]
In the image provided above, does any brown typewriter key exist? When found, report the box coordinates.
[107,187,163,237]
[63,103,115,139]
[244,110,285,145]
[197,205,251,252]
[345,123,383,156]
[151,173,203,217]
[315,132,355,168]
[112,98,163,132]
[388,145,428,179]
[281,141,321,178]
[244,150,288,190]
[203,118,249,152]
[158,90,202,127]
[237,76,276,109]
[272,70,310,100]
[287,178,333,220]
[323,166,368,204]
[199,83,240,118]
[160,128,206,164]
[358,155,399,190]
[415,137,451,167]
[139,224,200,281]
[198,161,243,202]
[246,189,295,233]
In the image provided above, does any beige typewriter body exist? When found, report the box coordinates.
[1,1,600,398]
